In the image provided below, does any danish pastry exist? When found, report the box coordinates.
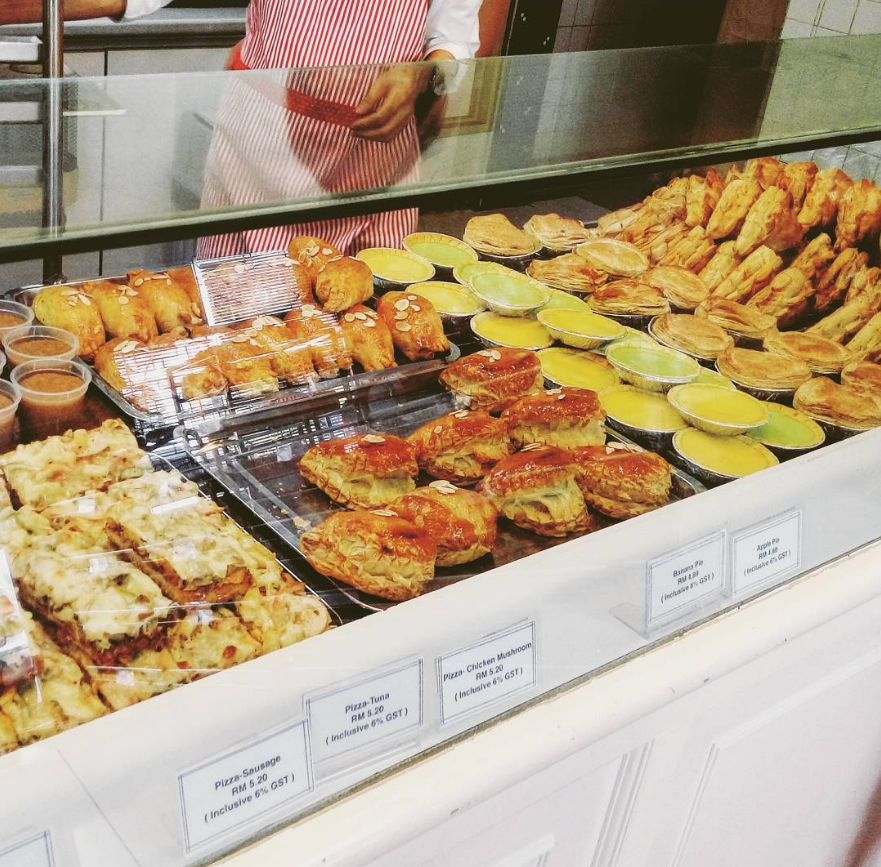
[711,245,782,303]
[288,236,341,286]
[835,179,881,250]
[179,348,228,400]
[314,256,373,312]
[93,337,164,411]
[440,348,544,413]
[706,178,762,239]
[32,284,106,360]
[339,305,396,371]
[501,387,605,449]
[797,167,852,230]
[86,280,158,343]
[214,333,279,395]
[643,266,710,311]
[284,304,353,378]
[685,168,724,228]
[127,270,201,333]
[377,291,449,361]
[793,376,881,429]
[464,214,536,256]
[166,265,204,319]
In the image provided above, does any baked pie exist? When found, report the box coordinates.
[711,245,782,303]
[298,433,418,509]
[523,213,594,252]
[706,177,763,239]
[407,409,512,484]
[464,214,537,256]
[32,284,106,360]
[642,266,710,310]
[649,313,733,360]
[814,248,869,314]
[734,187,803,256]
[716,345,812,391]
[588,279,670,317]
[790,233,836,280]
[572,442,672,519]
[391,484,498,567]
[501,387,606,449]
[793,376,881,429]
[238,316,315,385]
[377,291,449,361]
[685,168,724,228]
[527,253,607,293]
[284,303,353,378]
[576,238,650,278]
[440,347,544,413]
[477,446,594,537]
[797,167,852,230]
[86,280,159,343]
[763,330,852,374]
[747,267,812,327]
[300,509,436,601]
[698,241,742,292]
[314,256,374,312]
[835,178,881,250]
[339,304,396,371]
[695,298,778,342]
[841,360,881,395]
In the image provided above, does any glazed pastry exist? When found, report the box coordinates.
[572,442,672,519]
[339,304,396,371]
[716,345,812,391]
[588,279,669,317]
[734,187,803,256]
[287,236,341,287]
[685,168,724,228]
[711,245,782,303]
[407,409,511,484]
[179,348,228,400]
[32,284,106,360]
[706,178,763,239]
[835,179,881,249]
[658,226,716,273]
[527,253,607,293]
[391,483,498,567]
[695,298,778,341]
[439,347,544,413]
[698,241,742,292]
[284,303,353,378]
[93,336,146,392]
[798,167,852,230]
[501,387,605,449]
[806,291,881,343]
[642,265,709,310]
[747,268,812,327]
[791,233,836,280]
[298,432,418,509]
[764,330,851,374]
[742,156,785,189]
[777,160,818,210]
[577,238,650,278]
[238,316,315,385]
[376,291,449,361]
[793,376,881,429]
[524,213,594,251]
[166,265,204,319]
[847,312,881,358]
[127,270,201,333]
[93,337,165,411]
[85,280,158,343]
[464,214,536,256]
[814,248,869,314]
[314,256,373,312]
[844,266,881,305]
[477,446,594,537]
[841,359,881,394]
[214,333,279,395]
[301,510,436,601]
[650,313,733,360]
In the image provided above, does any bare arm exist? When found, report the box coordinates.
[0,0,125,25]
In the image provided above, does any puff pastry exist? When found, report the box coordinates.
[527,253,606,293]
[407,409,511,484]
[658,226,717,273]
[464,214,536,256]
[778,160,818,210]
[695,298,778,341]
[793,376,881,429]
[93,337,166,411]
[650,313,733,360]
[841,359,881,394]
[501,387,605,449]
[299,433,418,509]
[814,248,869,314]
[32,284,106,360]
[577,238,650,278]
[698,241,742,292]
[213,334,279,395]
[93,336,146,393]
[716,346,812,390]
[85,280,158,343]
[711,245,782,303]
[127,270,201,333]
[314,256,374,312]
[844,266,881,306]
[238,316,315,385]
[284,304,353,378]
[167,265,204,319]
[595,204,643,237]
[588,279,670,316]
[572,442,672,519]
[747,267,812,327]
[734,187,803,256]
[764,330,851,373]
[620,199,684,247]
[391,484,498,567]
[288,236,341,287]
[180,348,228,400]
[300,510,436,601]
[685,168,725,228]
[835,179,881,250]
[846,311,881,358]
[798,167,852,229]
[440,348,544,413]
[478,446,594,537]
[377,291,449,361]
[340,304,396,371]
[791,233,837,280]
[524,213,594,252]
[806,290,881,343]
[641,221,691,261]
[743,156,785,190]
[643,266,709,310]
[706,178,763,239]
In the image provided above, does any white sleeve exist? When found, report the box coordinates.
[424,0,481,59]
[122,0,174,20]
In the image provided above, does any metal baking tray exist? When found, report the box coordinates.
[180,376,705,613]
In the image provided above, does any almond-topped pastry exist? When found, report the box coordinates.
[376,291,449,361]
[793,376,881,430]
[716,346,812,391]
[527,253,607,293]
[126,270,202,333]
[298,433,418,509]
[835,178,881,249]
[523,213,594,252]
[440,347,544,413]
[300,510,436,601]
[841,360,881,394]
[571,442,672,519]
[237,316,315,385]
[477,446,594,537]
[642,266,710,310]
[501,387,605,449]
[649,313,733,360]
[407,410,512,484]
[695,297,778,341]
[32,284,106,360]
[288,236,341,286]
[464,214,537,256]
[284,303,353,378]
[576,238,650,278]
[86,280,159,343]
[391,484,498,567]
[314,256,373,312]
[763,331,851,374]
[339,304,396,371]
[797,167,852,230]
[588,279,670,317]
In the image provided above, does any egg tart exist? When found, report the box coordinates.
[763,330,851,374]
[642,266,710,311]
[524,214,595,252]
[649,313,734,361]
[694,298,777,342]
[716,346,812,392]
[576,238,650,278]
[588,280,670,317]
[527,253,607,293]
[793,376,881,430]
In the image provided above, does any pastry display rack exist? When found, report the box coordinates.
[3,34,881,867]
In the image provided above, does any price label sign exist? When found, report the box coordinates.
[438,622,536,725]
[646,531,726,629]
[179,721,312,852]
[0,833,54,867]
[733,510,802,595]
[306,660,423,765]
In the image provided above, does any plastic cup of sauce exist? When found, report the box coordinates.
[0,301,34,343]
[12,359,91,438]
[0,373,21,451]
[3,325,78,368]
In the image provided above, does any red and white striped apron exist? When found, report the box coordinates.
[199,0,428,258]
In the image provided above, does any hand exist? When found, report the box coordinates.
[351,65,431,143]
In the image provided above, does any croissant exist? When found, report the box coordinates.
[698,241,742,291]
[706,178,763,239]
[734,187,803,256]
[747,268,812,327]
[790,233,836,281]
[685,168,724,228]
[814,248,869,314]
[798,167,852,230]
[777,161,818,210]
[835,179,881,250]
[712,245,782,303]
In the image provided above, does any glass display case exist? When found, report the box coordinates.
[2,34,881,867]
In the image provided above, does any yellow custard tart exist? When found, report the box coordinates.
[403,233,478,270]
[673,428,778,485]
[536,308,624,350]
[600,385,686,432]
[541,289,594,315]
[667,383,769,436]
[357,247,435,287]
[471,312,553,350]
[537,347,620,390]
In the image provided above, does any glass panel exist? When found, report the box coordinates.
[3,35,881,261]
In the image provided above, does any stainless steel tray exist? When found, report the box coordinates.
[180,377,704,613]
